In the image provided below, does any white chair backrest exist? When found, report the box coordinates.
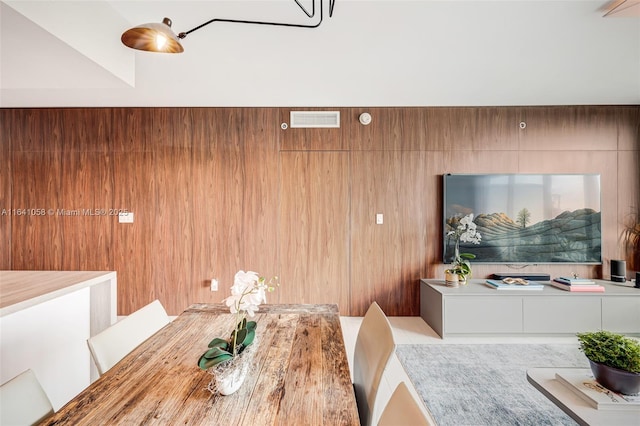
[378,382,432,426]
[87,299,170,375]
[353,301,395,426]
[0,369,54,425]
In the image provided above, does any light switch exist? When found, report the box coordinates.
[118,212,134,223]
[210,279,218,292]
[376,213,383,225]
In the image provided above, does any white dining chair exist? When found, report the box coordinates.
[0,369,54,425]
[353,301,395,426]
[378,382,432,426]
[87,299,170,375]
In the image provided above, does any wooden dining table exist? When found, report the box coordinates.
[42,303,360,425]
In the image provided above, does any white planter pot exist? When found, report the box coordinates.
[213,362,249,395]
[206,341,257,396]
[445,271,459,287]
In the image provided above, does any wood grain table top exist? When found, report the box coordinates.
[0,270,116,316]
[42,303,359,425]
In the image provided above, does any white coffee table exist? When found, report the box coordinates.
[526,368,640,426]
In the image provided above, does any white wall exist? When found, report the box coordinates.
[1,0,639,107]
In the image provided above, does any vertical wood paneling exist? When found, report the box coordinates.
[350,108,438,151]
[190,109,225,305]
[9,111,65,269]
[617,107,640,151]
[382,108,430,151]
[111,108,151,153]
[190,109,280,308]
[447,107,520,151]
[153,147,193,313]
[0,110,12,269]
[152,109,195,314]
[618,150,640,272]
[111,108,155,313]
[11,151,64,269]
[113,151,156,314]
[617,107,640,272]
[207,109,257,299]
[519,106,619,151]
[3,106,639,316]
[238,109,280,284]
[421,109,452,151]
[11,109,64,153]
[58,109,114,271]
[350,151,429,316]
[61,109,112,152]
[59,152,113,271]
[279,152,350,313]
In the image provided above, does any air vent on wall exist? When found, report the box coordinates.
[290,111,340,128]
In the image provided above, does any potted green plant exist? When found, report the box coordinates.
[197,270,278,395]
[445,213,481,286]
[576,330,640,395]
[445,256,474,286]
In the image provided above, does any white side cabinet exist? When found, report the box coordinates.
[420,279,640,338]
[0,271,117,410]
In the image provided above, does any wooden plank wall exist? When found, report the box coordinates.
[1,106,638,316]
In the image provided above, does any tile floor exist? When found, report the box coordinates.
[339,316,578,425]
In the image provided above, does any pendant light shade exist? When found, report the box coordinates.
[121,17,184,53]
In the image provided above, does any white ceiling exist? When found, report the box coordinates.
[1,0,639,107]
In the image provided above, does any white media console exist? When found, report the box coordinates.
[420,279,640,338]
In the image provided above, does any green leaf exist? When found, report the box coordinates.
[242,329,255,347]
[198,352,233,370]
[203,346,231,359]
[235,328,248,346]
[246,321,257,332]
[460,253,476,260]
[577,331,640,373]
[208,337,229,349]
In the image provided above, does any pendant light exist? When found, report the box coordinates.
[121,0,336,54]
[121,18,183,53]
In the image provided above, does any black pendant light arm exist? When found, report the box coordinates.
[178,16,321,39]
[121,0,336,52]
[294,0,315,18]
[178,0,332,39]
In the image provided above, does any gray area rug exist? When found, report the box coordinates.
[396,344,590,426]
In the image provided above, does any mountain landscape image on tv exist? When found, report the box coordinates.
[443,174,602,264]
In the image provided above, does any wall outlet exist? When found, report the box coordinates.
[210,279,218,292]
[376,213,383,225]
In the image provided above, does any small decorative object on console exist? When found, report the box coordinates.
[554,276,597,285]
[485,279,544,290]
[492,272,551,281]
[610,260,627,283]
[551,277,605,292]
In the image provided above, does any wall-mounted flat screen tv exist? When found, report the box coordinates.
[443,174,602,264]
